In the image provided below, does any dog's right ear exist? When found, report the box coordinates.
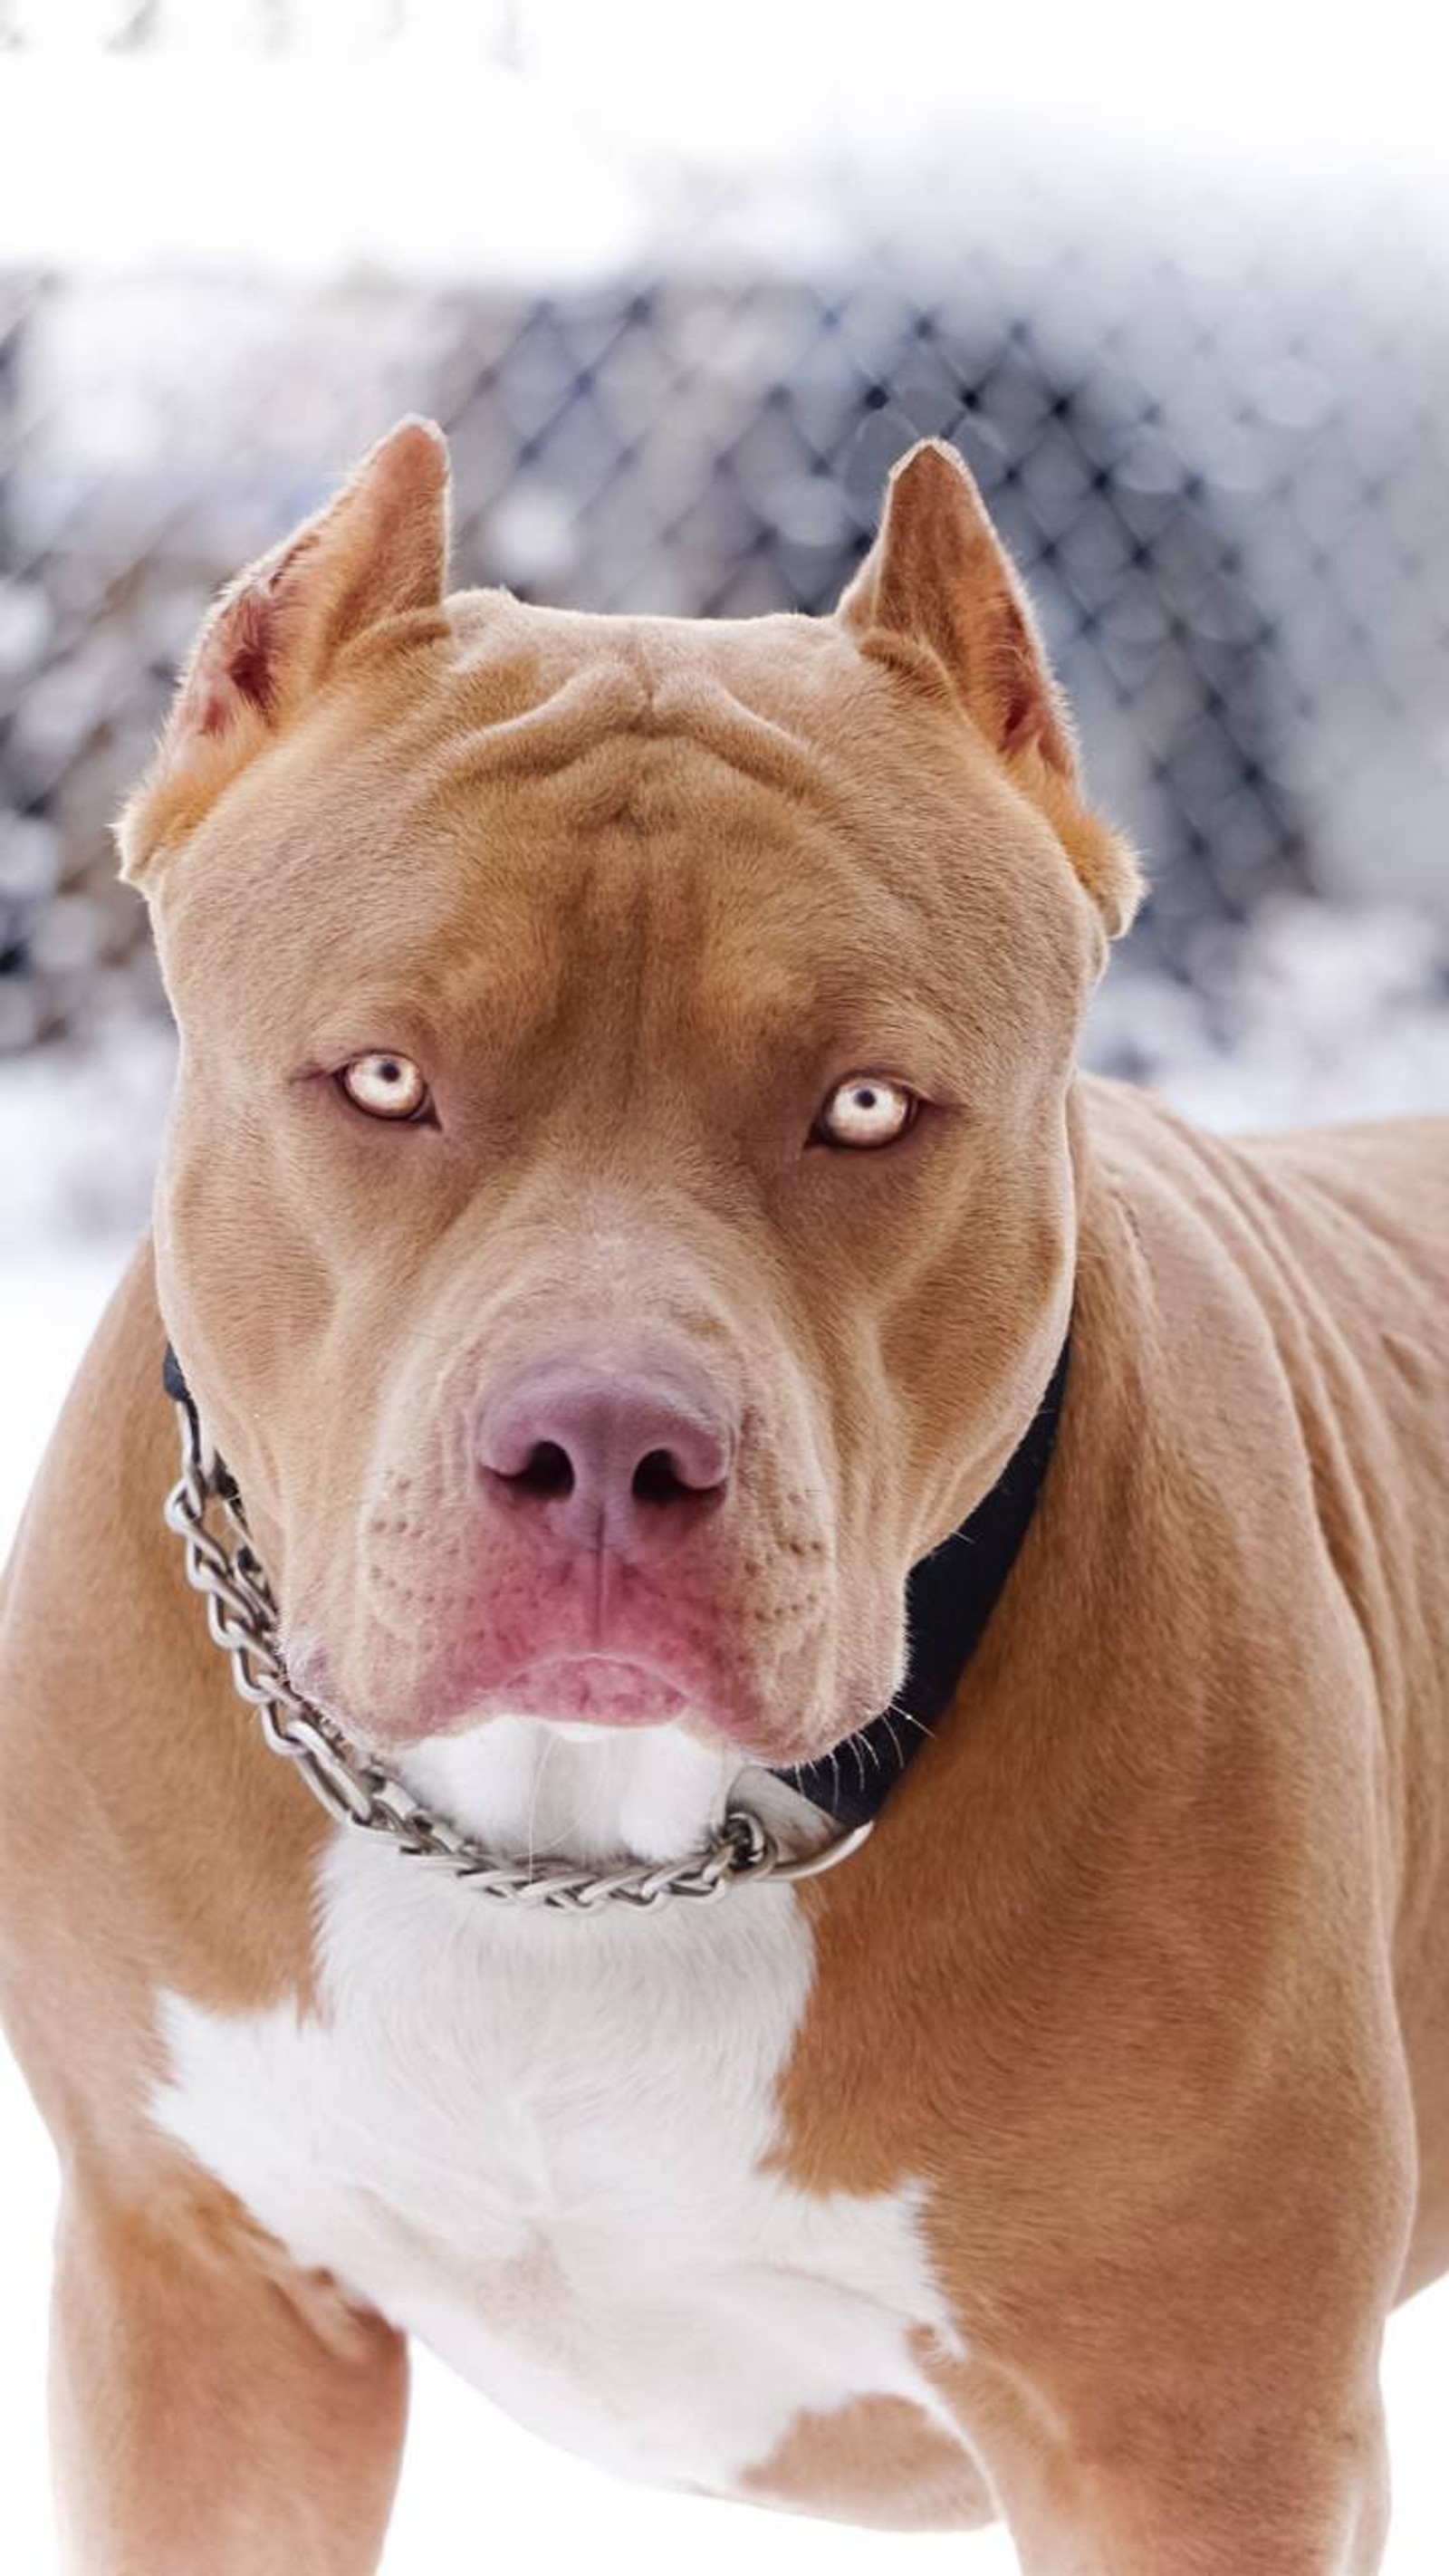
[117,417,450,884]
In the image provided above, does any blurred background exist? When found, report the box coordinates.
[1,2,1447,2568]
[3,0,1449,1245]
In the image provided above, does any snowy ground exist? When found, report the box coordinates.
[2,990,1448,2566]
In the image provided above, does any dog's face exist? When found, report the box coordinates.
[120,424,1137,1770]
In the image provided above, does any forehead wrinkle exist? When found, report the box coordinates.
[419,660,655,792]
[384,643,852,836]
[639,678,848,808]
[262,609,1005,1081]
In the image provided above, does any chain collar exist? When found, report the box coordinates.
[163,1394,873,1912]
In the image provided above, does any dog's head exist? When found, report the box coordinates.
[120,420,1138,1771]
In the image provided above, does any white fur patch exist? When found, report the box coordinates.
[150,1723,968,2503]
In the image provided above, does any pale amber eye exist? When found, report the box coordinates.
[818,1073,916,1150]
[339,1052,430,1122]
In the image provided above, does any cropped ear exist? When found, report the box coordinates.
[118,417,451,883]
[839,439,1141,937]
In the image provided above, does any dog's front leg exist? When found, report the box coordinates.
[49,2167,408,2576]
[1005,2402,1389,2576]
[952,2334,1393,2576]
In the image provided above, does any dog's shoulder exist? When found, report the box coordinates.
[0,1237,326,2149]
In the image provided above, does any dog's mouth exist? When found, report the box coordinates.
[482,1653,692,1730]
[285,1628,770,1754]
[275,1489,904,1773]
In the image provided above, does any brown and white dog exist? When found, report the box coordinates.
[2,420,1447,2576]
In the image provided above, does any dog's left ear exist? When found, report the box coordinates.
[118,417,450,883]
[839,439,1141,937]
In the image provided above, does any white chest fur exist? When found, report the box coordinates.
[150,1725,965,2500]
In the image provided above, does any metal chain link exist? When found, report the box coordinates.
[162,1399,872,1910]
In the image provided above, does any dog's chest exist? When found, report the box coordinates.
[151,1835,963,2499]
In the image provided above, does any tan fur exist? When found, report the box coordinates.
[739,2382,997,2528]
[117,418,450,881]
[840,439,1142,937]
[2,423,1446,2572]
[50,2160,406,2576]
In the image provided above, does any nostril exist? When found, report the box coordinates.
[476,1363,736,1533]
[511,1439,574,1500]
[632,1447,690,1507]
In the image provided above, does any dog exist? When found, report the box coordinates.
[2,418,1446,2575]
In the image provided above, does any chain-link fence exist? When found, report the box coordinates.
[2,20,1448,1086]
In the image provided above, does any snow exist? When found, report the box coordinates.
[4,4,1447,261]
[0,51,648,287]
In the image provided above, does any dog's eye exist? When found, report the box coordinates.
[338,1052,432,1123]
[813,1073,918,1151]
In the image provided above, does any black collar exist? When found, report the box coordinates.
[161,1337,1069,1835]
[770,1339,1070,1826]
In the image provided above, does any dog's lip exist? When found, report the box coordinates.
[283,1630,887,1764]
[283,1629,700,1741]
[486,1651,693,1729]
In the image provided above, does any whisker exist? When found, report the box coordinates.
[886,1698,936,1742]
[523,1726,561,1875]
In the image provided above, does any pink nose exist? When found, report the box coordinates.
[475,1355,736,1558]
